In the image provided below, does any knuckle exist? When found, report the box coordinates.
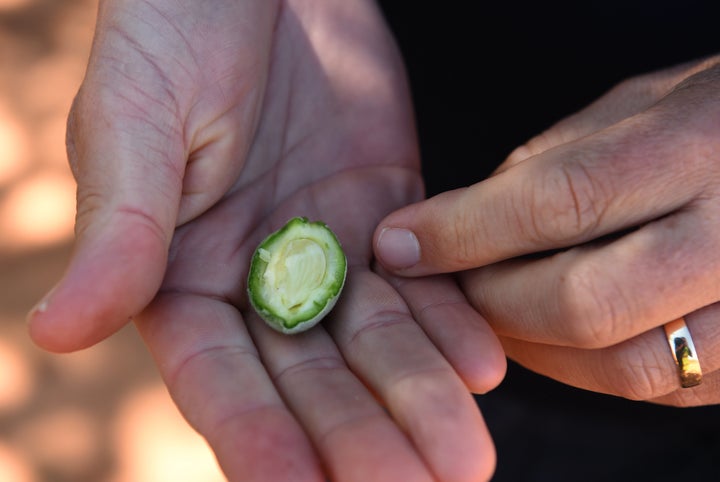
[440,195,484,269]
[605,341,671,401]
[73,186,106,238]
[75,183,103,210]
[525,159,610,245]
[74,184,169,249]
[555,261,630,348]
[505,144,534,166]
[610,74,654,99]
[65,95,82,178]
[652,386,710,407]
[505,131,557,166]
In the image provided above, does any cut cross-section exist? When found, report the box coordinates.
[247,217,347,334]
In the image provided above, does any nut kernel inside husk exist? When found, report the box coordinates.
[247,217,347,334]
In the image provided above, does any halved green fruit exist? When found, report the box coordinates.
[247,217,347,334]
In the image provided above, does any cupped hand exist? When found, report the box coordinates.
[375,55,720,406]
[28,0,505,480]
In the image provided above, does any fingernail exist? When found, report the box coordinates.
[26,288,54,323]
[376,228,421,270]
[26,300,48,324]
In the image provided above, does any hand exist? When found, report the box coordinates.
[374,55,720,406]
[27,0,505,480]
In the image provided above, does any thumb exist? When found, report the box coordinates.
[373,152,579,276]
[374,187,489,277]
[27,88,184,353]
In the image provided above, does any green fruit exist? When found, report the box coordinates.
[247,217,347,334]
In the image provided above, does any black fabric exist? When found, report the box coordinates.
[377,2,720,480]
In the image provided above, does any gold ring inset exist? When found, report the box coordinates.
[663,317,703,388]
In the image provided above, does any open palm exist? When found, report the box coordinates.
[29,0,505,480]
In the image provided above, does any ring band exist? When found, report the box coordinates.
[663,318,703,388]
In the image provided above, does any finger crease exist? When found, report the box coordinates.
[165,343,260,392]
[345,309,414,349]
[272,355,346,385]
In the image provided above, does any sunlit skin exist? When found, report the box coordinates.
[375,56,720,407]
[26,0,505,481]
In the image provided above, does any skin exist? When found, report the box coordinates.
[26,0,506,481]
[375,55,720,407]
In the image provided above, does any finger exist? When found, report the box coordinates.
[499,56,719,171]
[25,0,189,352]
[27,0,278,353]
[459,206,720,348]
[377,266,506,394]
[27,89,184,352]
[245,313,434,482]
[326,269,497,482]
[135,293,324,482]
[498,302,720,404]
[651,371,720,406]
[374,91,714,276]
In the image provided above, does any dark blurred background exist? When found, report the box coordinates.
[378,1,720,481]
[380,1,720,192]
[3,0,720,480]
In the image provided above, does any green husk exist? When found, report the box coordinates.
[247,217,347,334]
